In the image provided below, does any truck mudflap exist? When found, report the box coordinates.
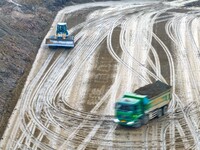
[45,36,74,48]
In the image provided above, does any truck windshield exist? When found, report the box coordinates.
[115,103,135,111]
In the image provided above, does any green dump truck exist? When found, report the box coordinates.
[114,81,172,127]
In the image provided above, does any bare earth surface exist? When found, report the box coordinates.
[0,0,120,139]
[0,0,56,137]
[1,0,200,149]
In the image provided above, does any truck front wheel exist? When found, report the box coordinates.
[157,108,162,118]
[134,119,142,128]
[162,105,168,115]
[142,115,149,125]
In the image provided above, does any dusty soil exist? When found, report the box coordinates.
[0,0,62,138]
[0,0,120,139]
[0,0,197,140]
[0,4,54,138]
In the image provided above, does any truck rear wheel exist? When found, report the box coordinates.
[157,108,162,118]
[162,105,168,115]
[142,115,149,125]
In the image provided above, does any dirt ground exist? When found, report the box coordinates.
[0,0,122,139]
[1,0,200,149]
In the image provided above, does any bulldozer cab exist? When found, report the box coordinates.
[56,23,69,36]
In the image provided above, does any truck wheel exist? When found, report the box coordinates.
[162,105,168,115]
[135,119,142,128]
[157,109,162,118]
[142,115,149,125]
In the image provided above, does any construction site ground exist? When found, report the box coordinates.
[1,0,200,149]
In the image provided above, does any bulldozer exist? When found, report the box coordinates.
[45,23,74,48]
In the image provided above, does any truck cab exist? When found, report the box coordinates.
[114,93,149,127]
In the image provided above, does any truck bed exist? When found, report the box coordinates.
[134,80,171,99]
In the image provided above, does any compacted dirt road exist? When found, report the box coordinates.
[1,0,200,149]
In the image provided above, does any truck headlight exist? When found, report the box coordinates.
[127,121,135,125]
[114,119,120,123]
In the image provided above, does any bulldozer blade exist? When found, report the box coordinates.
[46,36,74,48]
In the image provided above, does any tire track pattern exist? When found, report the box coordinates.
[1,1,200,150]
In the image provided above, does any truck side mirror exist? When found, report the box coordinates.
[143,97,149,105]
